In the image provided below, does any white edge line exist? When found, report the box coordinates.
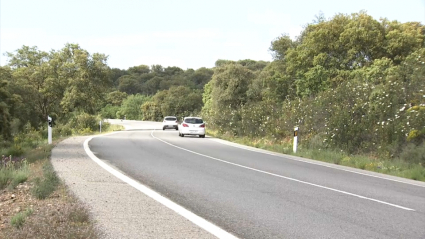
[151,131,415,212]
[209,138,425,188]
[83,135,238,239]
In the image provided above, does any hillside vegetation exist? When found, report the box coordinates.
[0,10,424,235]
[0,11,424,173]
[204,12,425,168]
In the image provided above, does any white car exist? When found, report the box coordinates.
[178,117,206,138]
[162,116,179,130]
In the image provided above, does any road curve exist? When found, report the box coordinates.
[88,129,425,239]
[52,135,216,239]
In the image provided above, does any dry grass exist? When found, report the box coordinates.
[0,142,103,239]
[0,183,102,238]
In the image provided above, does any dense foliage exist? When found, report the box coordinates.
[203,12,425,164]
[0,11,424,167]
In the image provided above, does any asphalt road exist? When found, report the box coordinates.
[88,128,425,239]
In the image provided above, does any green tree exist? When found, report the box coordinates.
[142,76,164,95]
[383,20,425,64]
[203,63,255,133]
[128,65,150,75]
[141,101,162,121]
[0,78,12,140]
[60,44,112,114]
[155,86,203,118]
[118,75,141,94]
[106,91,128,106]
[6,46,54,127]
[189,67,214,89]
[120,94,151,120]
[270,34,295,61]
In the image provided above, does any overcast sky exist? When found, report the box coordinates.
[1,0,424,70]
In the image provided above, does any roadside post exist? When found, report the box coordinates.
[48,116,52,144]
[100,120,102,133]
[293,126,299,153]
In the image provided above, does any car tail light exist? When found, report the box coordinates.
[182,123,189,127]
[200,124,205,128]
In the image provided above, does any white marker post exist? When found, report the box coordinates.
[100,120,102,133]
[293,126,299,153]
[48,116,52,144]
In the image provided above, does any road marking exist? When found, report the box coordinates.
[83,136,238,239]
[209,138,425,188]
[151,131,415,211]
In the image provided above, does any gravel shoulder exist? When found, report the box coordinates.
[51,136,216,239]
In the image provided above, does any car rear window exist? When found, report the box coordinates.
[184,118,203,124]
[165,117,177,121]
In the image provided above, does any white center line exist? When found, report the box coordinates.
[151,131,415,212]
[210,138,425,188]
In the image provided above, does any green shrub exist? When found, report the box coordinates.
[399,142,425,165]
[11,212,25,229]
[10,164,29,189]
[68,112,99,133]
[11,208,33,229]
[32,162,60,199]
[406,165,425,181]
[100,104,120,119]
[0,168,12,189]
[6,145,24,157]
[56,124,73,137]
[77,127,94,135]
[24,144,53,164]
[0,156,28,189]
[13,123,43,148]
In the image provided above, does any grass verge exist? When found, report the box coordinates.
[206,129,425,182]
[0,138,102,238]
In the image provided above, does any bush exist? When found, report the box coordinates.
[13,123,43,148]
[68,113,99,134]
[11,212,25,229]
[399,142,425,165]
[10,167,29,188]
[0,156,28,189]
[10,208,33,229]
[0,168,12,189]
[100,104,120,119]
[6,145,24,157]
[32,162,60,199]
[56,124,73,137]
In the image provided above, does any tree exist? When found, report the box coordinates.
[270,34,294,61]
[120,94,151,120]
[142,76,164,95]
[110,68,128,86]
[128,65,150,75]
[155,86,203,118]
[203,63,256,133]
[118,75,141,94]
[0,72,12,140]
[382,20,425,64]
[60,44,112,114]
[163,66,184,76]
[189,67,214,89]
[6,46,54,126]
[106,91,128,106]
